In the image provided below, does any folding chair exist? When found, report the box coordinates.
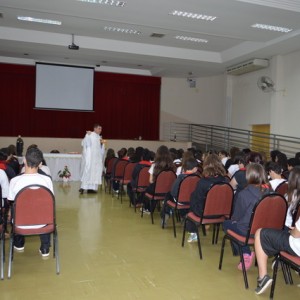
[8,185,60,278]
[110,159,129,200]
[104,157,118,193]
[274,181,288,196]
[163,174,200,237]
[119,162,137,203]
[182,182,234,259]
[142,170,177,224]
[270,202,300,299]
[219,193,287,289]
[132,166,150,212]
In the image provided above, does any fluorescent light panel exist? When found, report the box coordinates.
[170,10,217,21]
[17,16,61,25]
[104,26,141,34]
[77,0,126,7]
[251,23,292,33]
[175,36,208,43]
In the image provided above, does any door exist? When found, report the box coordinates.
[251,124,270,159]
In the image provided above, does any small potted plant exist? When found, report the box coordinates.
[58,165,71,182]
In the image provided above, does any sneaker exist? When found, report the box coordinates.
[237,252,255,271]
[142,209,150,215]
[14,245,25,251]
[187,233,198,243]
[39,248,50,257]
[255,275,273,295]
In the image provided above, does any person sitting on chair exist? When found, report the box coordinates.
[254,217,300,295]
[8,147,53,257]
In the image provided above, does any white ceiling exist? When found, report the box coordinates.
[0,0,300,77]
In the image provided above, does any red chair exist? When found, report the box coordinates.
[163,174,201,237]
[274,181,288,196]
[182,182,234,259]
[270,250,300,299]
[119,162,137,203]
[8,185,60,278]
[110,159,129,199]
[132,166,150,212]
[219,193,287,289]
[104,157,118,193]
[142,170,177,224]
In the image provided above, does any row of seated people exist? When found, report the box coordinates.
[103,145,300,296]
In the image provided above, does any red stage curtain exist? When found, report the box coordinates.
[0,63,160,140]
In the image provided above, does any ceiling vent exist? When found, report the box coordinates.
[150,33,165,38]
[226,59,269,76]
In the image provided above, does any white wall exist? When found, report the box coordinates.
[160,75,226,139]
[230,50,300,139]
[230,68,272,131]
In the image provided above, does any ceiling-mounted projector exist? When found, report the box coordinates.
[68,34,79,50]
[68,43,79,50]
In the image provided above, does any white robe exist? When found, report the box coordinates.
[80,132,105,190]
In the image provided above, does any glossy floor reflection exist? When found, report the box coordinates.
[2,181,300,299]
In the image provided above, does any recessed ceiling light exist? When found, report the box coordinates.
[251,23,292,33]
[17,16,62,25]
[77,0,126,7]
[170,10,217,21]
[104,26,141,34]
[175,36,208,43]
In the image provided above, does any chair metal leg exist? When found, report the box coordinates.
[7,236,14,279]
[218,235,227,270]
[212,224,216,244]
[196,228,203,260]
[54,231,60,275]
[0,236,4,280]
[270,257,279,299]
[182,218,187,247]
[172,210,176,238]
[239,246,249,289]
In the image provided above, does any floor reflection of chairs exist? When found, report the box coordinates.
[8,185,60,278]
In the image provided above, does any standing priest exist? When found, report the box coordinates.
[79,124,105,194]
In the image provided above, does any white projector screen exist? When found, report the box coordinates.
[35,63,94,111]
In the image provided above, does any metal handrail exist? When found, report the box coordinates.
[164,123,300,158]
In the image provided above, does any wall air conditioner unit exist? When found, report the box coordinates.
[226,59,269,76]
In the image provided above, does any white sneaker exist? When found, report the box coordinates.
[14,245,25,251]
[187,233,198,243]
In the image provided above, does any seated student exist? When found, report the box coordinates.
[127,148,152,206]
[265,161,286,191]
[8,147,53,257]
[0,148,16,180]
[219,150,229,166]
[160,157,198,226]
[229,151,247,194]
[254,217,300,295]
[187,153,227,243]
[285,167,300,230]
[283,157,300,179]
[0,169,10,235]
[7,144,20,175]
[142,145,176,214]
[223,163,269,271]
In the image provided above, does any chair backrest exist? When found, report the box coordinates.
[113,159,129,178]
[13,185,55,229]
[275,181,288,196]
[122,162,138,182]
[105,157,118,175]
[202,182,234,217]
[154,170,177,195]
[249,193,288,236]
[136,166,150,188]
[177,175,201,203]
